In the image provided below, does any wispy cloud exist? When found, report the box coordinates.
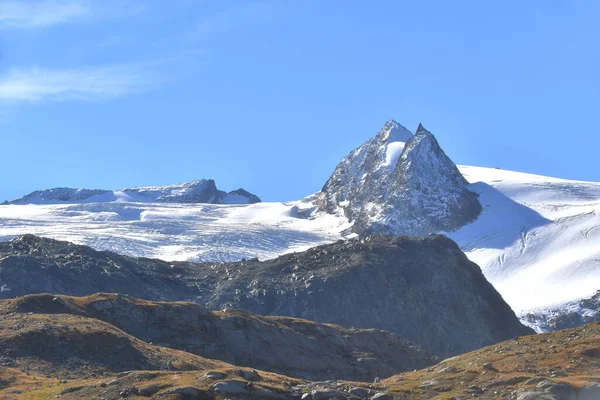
[0,1,89,29]
[0,63,161,103]
[0,0,142,29]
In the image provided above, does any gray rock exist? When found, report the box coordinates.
[232,369,260,381]
[311,388,347,400]
[204,371,227,380]
[525,377,547,385]
[212,380,249,396]
[517,392,557,400]
[370,394,393,400]
[517,380,578,400]
[60,386,85,394]
[348,387,368,398]
[536,380,576,399]
[137,385,159,396]
[163,386,207,396]
[482,362,495,371]
[580,384,600,400]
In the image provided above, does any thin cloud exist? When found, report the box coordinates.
[0,0,143,29]
[0,1,89,29]
[0,63,160,103]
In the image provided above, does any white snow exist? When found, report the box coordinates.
[1,164,599,324]
[384,141,406,167]
[0,198,349,263]
[449,166,600,318]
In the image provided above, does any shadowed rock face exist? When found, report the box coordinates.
[0,234,532,358]
[7,293,429,381]
[317,121,481,236]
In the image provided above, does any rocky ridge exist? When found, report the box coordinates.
[5,179,261,205]
[5,293,430,381]
[317,120,481,236]
[0,234,532,358]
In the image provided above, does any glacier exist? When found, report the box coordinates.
[1,165,598,327]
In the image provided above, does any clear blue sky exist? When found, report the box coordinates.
[0,0,598,202]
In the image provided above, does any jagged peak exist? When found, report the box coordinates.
[416,122,428,134]
[378,119,413,143]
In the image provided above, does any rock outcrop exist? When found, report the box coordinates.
[317,121,481,236]
[0,234,532,358]
[7,293,429,381]
[3,320,599,399]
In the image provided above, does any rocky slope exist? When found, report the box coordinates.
[0,234,532,358]
[5,179,261,205]
[317,120,481,236]
[1,313,599,399]
[5,293,429,381]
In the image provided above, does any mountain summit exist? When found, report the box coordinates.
[6,179,261,205]
[317,120,481,236]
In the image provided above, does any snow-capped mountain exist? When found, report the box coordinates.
[317,121,481,235]
[1,119,599,332]
[5,179,261,205]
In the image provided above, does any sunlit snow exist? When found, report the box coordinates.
[1,166,600,322]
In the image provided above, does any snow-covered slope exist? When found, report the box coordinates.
[449,166,600,327]
[6,179,261,205]
[0,196,347,262]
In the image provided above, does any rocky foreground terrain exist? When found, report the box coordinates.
[3,293,429,381]
[0,234,532,358]
[0,294,598,399]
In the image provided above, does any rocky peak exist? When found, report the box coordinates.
[7,179,261,205]
[379,119,413,143]
[317,120,481,236]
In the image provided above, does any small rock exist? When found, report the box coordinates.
[348,387,368,398]
[212,380,249,396]
[311,388,347,400]
[482,362,498,371]
[119,387,137,397]
[60,386,85,394]
[371,393,392,400]
[536,380,576,398]
[204,371,227,380]
[525,377,546,385]
[233,369,261,381]
[420,380,438,388]
[163,386,208,397]
[302,393,313,400]
[137,385,159,396]
[550,371,568,377]
[108,379,121,386]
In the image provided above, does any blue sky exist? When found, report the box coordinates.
[0,0,598,202]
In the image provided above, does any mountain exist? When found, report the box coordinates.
[317,121,481,235]
[0,234,533,358]
[8,293,429,381]
[5,179,261,205]
[1,120,599,332]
